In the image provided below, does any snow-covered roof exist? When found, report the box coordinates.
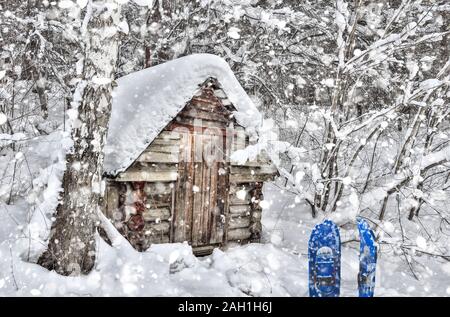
[104,54,262,176]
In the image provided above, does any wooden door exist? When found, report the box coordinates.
[172,130,228,247]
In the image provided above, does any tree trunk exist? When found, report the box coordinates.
[38,0,121,276]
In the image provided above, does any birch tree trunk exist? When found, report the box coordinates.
[38,0,121,276]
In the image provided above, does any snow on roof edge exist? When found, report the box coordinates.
[103,54,262,176]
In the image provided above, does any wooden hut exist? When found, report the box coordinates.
[102,54,278,255]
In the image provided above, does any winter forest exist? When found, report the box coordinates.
[0,0,449,297]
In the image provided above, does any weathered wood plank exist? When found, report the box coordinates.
[229,204,251,215]
[230,165,278,184]
[144,144,179,154]
[229,197,251,206]
[187,100,221,113]
[146,193,172,209]
[144,221,170,234]
[134,162,178,171]
[230,165,278,175]
[249,183,264,241]
[173,162,186,242]
[207,161,216,244]
[230,173,276,184]
[208,161,222,244]
[105,184,119,219]
[150,138,180,146]
[173,116,230,130]
[229,216,250,229]
[190,96,222,108]
[137,151,179,163]
[230,160,263,167]
[227,228,252,241]
[173,132,195,243]
[117,170,178,182]
[214,162,228,245]
[173,158,194,242]
[143,182,173,195]
[184,134,195,242]
[180,108,229,123]
[202,158,212,245]
[157,130,181,140]
[170,183,176,241]
[142,207,171,222]
[191,160,204,247]
[230,166,259,175]
[230,157,275,166]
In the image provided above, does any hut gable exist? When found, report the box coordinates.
[103,55,277,255]
[103,54,262,177]
[111,78,243,181]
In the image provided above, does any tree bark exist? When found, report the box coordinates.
[38,0,121,276]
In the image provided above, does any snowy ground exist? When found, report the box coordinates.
[0,179,449,296]
[261,183,450,297]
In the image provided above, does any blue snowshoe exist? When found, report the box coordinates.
[357,218,377,297]
[308,219,341,297]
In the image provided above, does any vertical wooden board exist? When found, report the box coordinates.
[223,182,232,244]
[224,125,232,161]
[184,134,195,244]
[191,161,204,247]
[205,133,217,245]
[173,164,186,242]
[207,161,217,244]
[249,182,264,241]
[201,158,212,245]
[172,132,194,243]
[171,182,175,234]
[178,131,191,163]
[223,169,230,243]
[209,161,224,245]
[210,131,227,245]
[105,184,119,220]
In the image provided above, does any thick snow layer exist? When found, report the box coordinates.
[1,132,448,296]
[1,181,449,296]
[104,54,262,176]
